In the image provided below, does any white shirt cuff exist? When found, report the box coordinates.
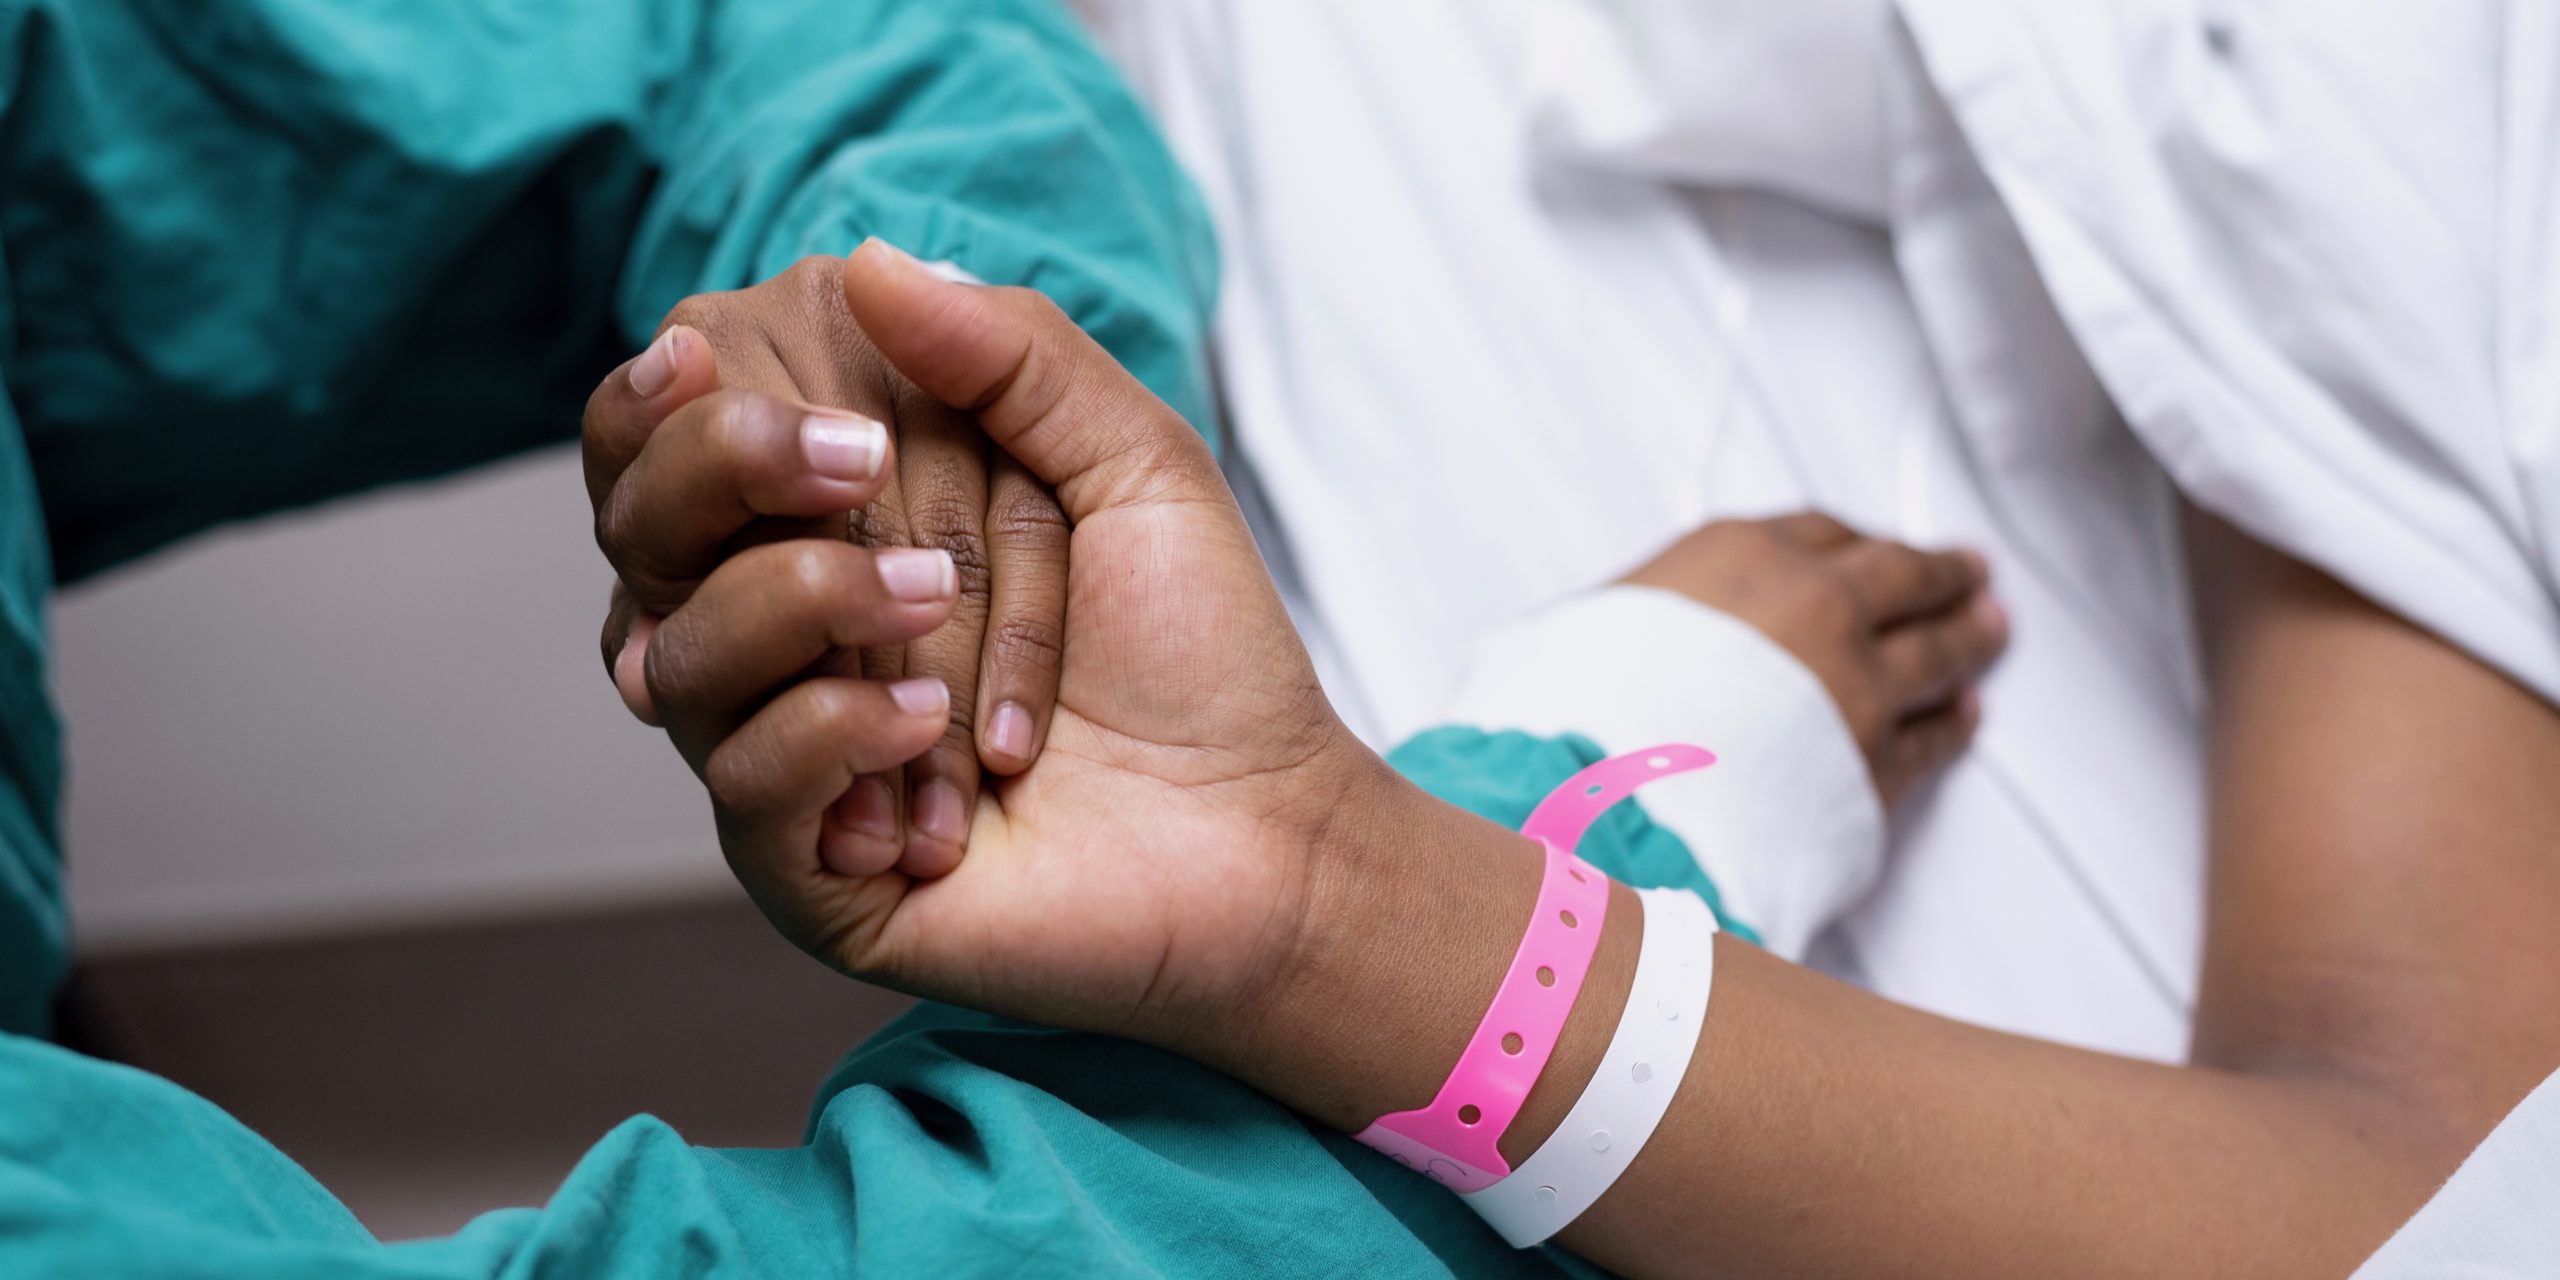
[1445,585,1884,960]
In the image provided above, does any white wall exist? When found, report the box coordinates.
[54,448,731,953]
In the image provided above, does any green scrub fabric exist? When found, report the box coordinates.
[0,729,1734,1277]
[0,1,1742,1272]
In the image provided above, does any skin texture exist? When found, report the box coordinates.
[588,243,2560,1275]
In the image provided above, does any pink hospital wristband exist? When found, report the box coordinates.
[1353,744,1718,1191]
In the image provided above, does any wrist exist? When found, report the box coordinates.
[1204,758,1638,1161]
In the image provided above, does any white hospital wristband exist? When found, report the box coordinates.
[1462,886,1719,1247]
[1445,585,1883,960]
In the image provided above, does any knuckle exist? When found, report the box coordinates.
[703,737,773,815]
[595,497,677,604]
[847,498,903,550]
[908,522,994,597]
[1957,615,2000,664]
[1927,554,1968,597]
[988,488,1070,546]
[799,680,869,739]
[1863,543,1920,587]
[782,254,840,288]
[1809,572,1865,629]
[998,286,1070,328]
[593,485,633,557]
[640,619,708,708]
[776,541,859,609]
[1979,619,2009,664]
[660,292,726,338]
[702,389,769,462]
[989,615,1066,671]
[783,255,857,322]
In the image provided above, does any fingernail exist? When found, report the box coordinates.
[876,548,955,604]
[987,701,1032,760]
[887,676,948,718]
[629,329,681,397]
[1975,593,2008,630]
[912,779,966,845]
[844,777,897,838]
[1958,548,1990,581]
[802,413,887,483]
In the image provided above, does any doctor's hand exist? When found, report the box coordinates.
[640,240,1414,1057]
[1622,514,2007,804]
[584,255,1070,879]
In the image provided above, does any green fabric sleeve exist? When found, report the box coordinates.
[611,3,1221,445]
[5,0,1216,583]
[0,1015,1592,1280]
[0,724,1738,1276]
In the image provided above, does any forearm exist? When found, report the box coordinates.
[2187,512,2560,1137]
[1189,519,2560,1277]
[1570,940,2425,1278]
[1196,769,2429,1279]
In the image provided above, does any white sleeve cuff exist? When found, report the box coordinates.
[1445,585,1884,960]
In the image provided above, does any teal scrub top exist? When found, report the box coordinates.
[0,3,1744,1272]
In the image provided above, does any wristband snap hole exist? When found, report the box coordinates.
[1583,783,1603,796]
[1559,909,1579,928]
[1501,1032,1523,1055]
[1458,1104,1482,1126]
[1535,966,1556,987]
[1568,868,1586,883]
[1631,1061,1653,1083]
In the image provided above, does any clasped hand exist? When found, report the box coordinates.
[582,241,1383,1053]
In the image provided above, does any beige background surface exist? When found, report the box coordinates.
[55,447,726,953]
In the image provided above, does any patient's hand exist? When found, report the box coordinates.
[585,257,1069,879]
[1622,515,2006,803]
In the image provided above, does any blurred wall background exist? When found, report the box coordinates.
[55,448,715,950]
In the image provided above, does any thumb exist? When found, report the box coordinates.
[840,239,1226,524]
